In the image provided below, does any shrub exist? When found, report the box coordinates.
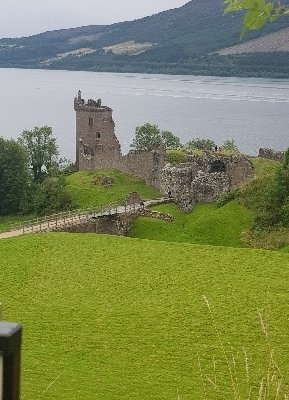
[32,176,75,216]
[166,149,189,164]
[237,176,272,212]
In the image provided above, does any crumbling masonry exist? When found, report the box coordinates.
[74,91,165,188]
[75,92,254,211]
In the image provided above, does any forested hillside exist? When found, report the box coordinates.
[0,0,288,77]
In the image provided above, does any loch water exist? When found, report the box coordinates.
[0,68,289,159]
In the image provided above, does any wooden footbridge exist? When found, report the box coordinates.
[0,197,171,239]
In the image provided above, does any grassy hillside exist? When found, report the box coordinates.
[65,170,160,209]
[129,201,253,248]
[219,27,289,55]
[1,233,289,399]
[249,157,281,179]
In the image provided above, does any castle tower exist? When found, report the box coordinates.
[74,91,121,169]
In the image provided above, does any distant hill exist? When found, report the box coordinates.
[1,0,289,77]
[219,27,289,55]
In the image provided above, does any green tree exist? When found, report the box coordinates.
[18,126,59,182]
[131,123,162,151]
[32,176,75,216]
[186,138,215,150]
[222,139,239,152]
[0,137,31,215]
[161,130,182,148]
[131,123,182,151]
[254,149,289,228]
[224,0,288,36]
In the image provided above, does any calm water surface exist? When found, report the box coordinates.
[0,68,289,159]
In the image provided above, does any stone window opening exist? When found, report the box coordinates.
[89,117,93,127]
[96,132,101,140]
[210,160,226,173]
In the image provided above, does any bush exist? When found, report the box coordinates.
[237,176,272,212]
[32,176,75,216]
[0,138,31,215]
[166,149,189,164]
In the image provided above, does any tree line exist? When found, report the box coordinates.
[130,122,239,152]
[0,127,75,217]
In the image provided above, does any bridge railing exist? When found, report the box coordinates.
[8,198,171,235]
[8,201,144,234]
[9,205,107,233]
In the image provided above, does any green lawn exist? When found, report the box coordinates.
[129,201,254,247]
[1,233,289,399]
[66,170,160,209]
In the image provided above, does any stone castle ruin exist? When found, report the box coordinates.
[75,91,254,210]
[74,90,165,188]
[161,153,253,212]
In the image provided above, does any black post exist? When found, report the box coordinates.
[0,322,22,400]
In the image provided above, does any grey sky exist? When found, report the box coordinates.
[1,0,188,38]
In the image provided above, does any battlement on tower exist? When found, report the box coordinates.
[74,90,112,112]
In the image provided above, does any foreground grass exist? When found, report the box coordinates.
[1,234,289,399]
[129,201,254,247]
[66,170,160,209]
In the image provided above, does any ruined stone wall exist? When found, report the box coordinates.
[75,92,121,170]
[96,214,135,235]
[188,153,253,187]
[161,153,253,212]
[75,92,165,188]
[259,148,284,162]
[52,214,135,235]
[53,220,97,233]
[74,93,253,198]
[161,164,192,212]
[121,147,165,188]
[191,172,230,204]
[224,155,253,187]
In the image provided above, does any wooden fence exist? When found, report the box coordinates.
[9,202,141,235]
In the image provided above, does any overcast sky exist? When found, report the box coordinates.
[0,0,189,38]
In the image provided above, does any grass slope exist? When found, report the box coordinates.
[1,233,289,399]
[129,201,254,248]
[249,157,280,179]
[65,170,160,209]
